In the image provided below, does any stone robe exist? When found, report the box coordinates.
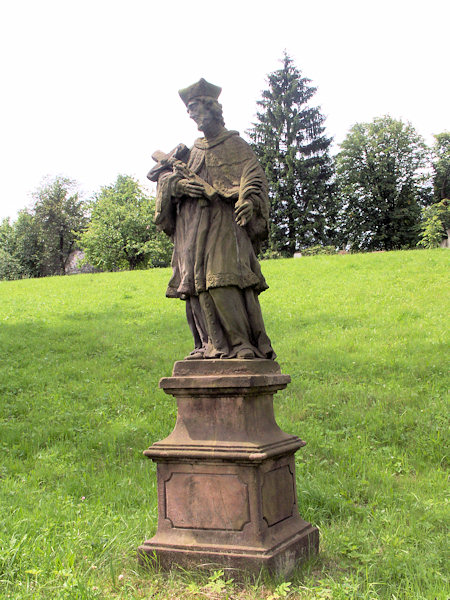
[152,129,275,359]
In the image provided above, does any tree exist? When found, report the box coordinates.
[0,218,23,280]
[247,52,335,255]
[79,174,172,271]
[417,199,450,248]
[10,211,44,278]
[0,248,24,281]
[32,177,87,275]
[432,132,450,202]
[0,218,14,255]
[335,116,431,251]
[0,213,44,280]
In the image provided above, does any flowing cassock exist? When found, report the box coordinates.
[153,129,275,359]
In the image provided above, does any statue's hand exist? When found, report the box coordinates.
[235,200,253,226]
[175,178,204,198]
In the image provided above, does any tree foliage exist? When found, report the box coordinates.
[417,199,450,248]
[1,209,56,280]
[0,219,24,280]
[0,177,86,280]
[0,218,14,255]
[79,174,172,271]
[11,210,46,278]
[432,132,450,202]
[335,116,430,251]
[247,52,335,255]
[32,177,87,275]
[0,248,24,281]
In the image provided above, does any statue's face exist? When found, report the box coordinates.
[187,99,214,132]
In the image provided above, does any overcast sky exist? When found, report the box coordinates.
[0,0,448,220]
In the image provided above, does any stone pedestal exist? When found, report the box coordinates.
[138,359,318,576]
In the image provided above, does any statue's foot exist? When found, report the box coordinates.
[236,348,255,359]
[185,350,204,360]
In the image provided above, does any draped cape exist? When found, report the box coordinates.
[153,130,270,299]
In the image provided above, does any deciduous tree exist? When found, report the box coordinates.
[418,199,450,248]
[32,177,87,275]
[432,132,450,202]
[10,211,44,278]
[0,212,45,279]
[79,175,172,271]
[0,219,22,280]
[0,218,14,255]
[335,116,430,251]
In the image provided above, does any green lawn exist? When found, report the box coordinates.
[0,249,448,599]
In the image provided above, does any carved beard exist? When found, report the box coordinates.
[194,115,213,132]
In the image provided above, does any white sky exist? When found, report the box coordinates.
[0,0,448,220]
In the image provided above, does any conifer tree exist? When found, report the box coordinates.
[247,52,335,255]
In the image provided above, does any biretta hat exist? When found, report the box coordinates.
[179,78,222,106]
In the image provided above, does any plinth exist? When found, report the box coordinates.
[138,359,318,576]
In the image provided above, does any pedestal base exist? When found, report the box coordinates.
[139,522,318,576]
[138,360,318,577]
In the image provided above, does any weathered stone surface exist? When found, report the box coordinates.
[165,472,250,531]
[138,360,318,576]
[172,358,281,376]
[64,249,97,275]
[145,360,300,462]
[139,79,319,578]
[262,465,296,526]
[147,79,275,360]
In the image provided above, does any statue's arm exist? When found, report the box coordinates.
[149,145,197,237]
[236,155,270,245]
[154,172,180,237]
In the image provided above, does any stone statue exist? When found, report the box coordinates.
[148,78,275,360]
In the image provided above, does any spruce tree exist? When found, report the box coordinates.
[247,53,335,255]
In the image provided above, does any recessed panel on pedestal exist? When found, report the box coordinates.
[165,472,250,531]
[262,464,296,527]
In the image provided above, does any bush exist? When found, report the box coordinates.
[301,245,337,256]
[0,248,24,280]
[259,247,285,260]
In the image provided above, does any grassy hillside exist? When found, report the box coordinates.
[0,249,448,600]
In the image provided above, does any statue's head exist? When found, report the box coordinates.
[179,78,225,132]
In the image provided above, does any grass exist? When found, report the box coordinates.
[0,249,448,599]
